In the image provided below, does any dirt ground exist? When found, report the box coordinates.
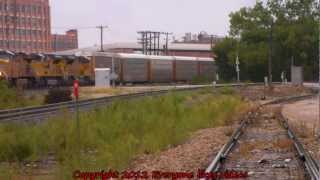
[282,98,320,162]
[237,84,312,101]
[129,127,230,173]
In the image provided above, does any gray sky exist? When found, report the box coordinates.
[50,0,257,48]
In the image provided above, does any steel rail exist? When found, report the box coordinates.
[202,95,320,180]
[0,83,264,123]
[280,115,320,180]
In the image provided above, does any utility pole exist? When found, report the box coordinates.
[96,25,108,52]
[164,32,172,55]
[268,20,274,87]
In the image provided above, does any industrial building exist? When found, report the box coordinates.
[55,42,213,58]
[51,29,78,52]
[0,0,51,53]
[175,31,224,45]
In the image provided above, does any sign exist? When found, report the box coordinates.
[73,80,79,99]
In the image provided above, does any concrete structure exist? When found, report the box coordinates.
[55,42,214,58]
[0,0,51,53]
[95,68,110,87]
[291,66,303,86]
[51,29,78,52]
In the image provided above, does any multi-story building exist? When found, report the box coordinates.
[51,29,78,52]
[0,0,51,53]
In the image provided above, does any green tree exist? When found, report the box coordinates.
[214,0,320,82]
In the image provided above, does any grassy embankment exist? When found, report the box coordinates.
[0,81,43,110]
[0,87,249,179]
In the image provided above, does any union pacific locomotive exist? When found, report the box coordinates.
[0,50,93,87]
[0,50,216,87]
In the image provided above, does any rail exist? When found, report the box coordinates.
[202,95,319,180]
[0,83,264,123]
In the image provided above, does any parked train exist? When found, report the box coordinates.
[0,50,93,87]
[0,50,216,87]
[93,52,216,84]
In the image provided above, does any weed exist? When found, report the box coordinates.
[0,90,247,177]
[218,87,235,95]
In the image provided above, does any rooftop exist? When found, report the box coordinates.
[55,42,213,56]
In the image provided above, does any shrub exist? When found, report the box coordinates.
[0,81,24,109]
[44,88,72,104]
[191,75,212,84]
[0,90,248,177]
[219,87,235,95]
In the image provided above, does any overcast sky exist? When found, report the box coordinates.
[50,0,257,48]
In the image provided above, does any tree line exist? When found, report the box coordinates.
[214,0,320,82]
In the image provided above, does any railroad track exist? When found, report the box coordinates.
[0,83,264,123]
[202,95,319,180]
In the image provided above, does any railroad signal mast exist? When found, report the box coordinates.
[236,53,240,83]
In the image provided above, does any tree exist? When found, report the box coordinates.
[214,0,320,82]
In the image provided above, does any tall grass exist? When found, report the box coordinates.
[0,81,42,109]
[0,89,247,178]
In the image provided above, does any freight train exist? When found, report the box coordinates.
[0,50,93,87]
[0,50,216,87]
[93,52,216,83]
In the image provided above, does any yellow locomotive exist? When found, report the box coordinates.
[0,50,93,87]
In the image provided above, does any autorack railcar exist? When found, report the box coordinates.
[91,52,216,84]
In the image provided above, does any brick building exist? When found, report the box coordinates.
[52,29,78,52]
[0,0,51,53]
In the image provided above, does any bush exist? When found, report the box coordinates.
[0,90,248,178]
[191,75,212,84]
[219,87,235,95]
[0,81,24,110]
[44,88,72,104]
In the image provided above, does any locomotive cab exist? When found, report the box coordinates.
[0,50,13,82]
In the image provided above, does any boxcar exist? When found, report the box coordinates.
[118,54,149,83]
[91,52,215,84]
[150,56,173,83]
[174,56,199,82]
[92,52,121,81]
[198,58,216,81]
